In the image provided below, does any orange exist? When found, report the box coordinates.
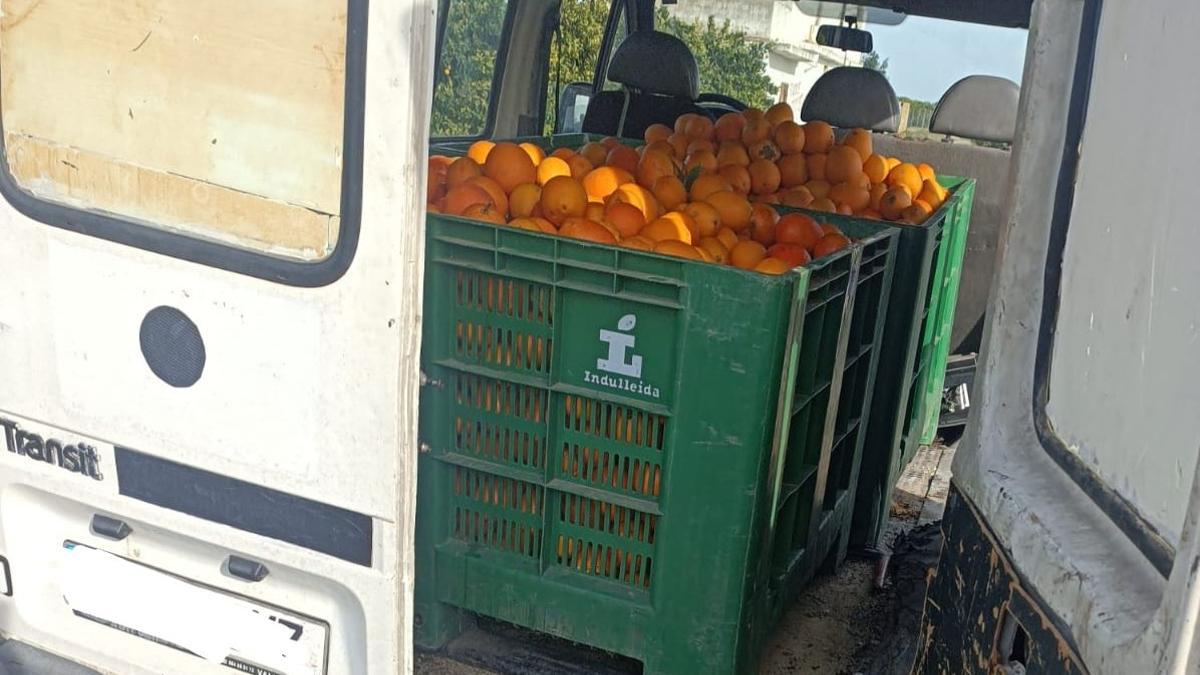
[620,235,655,251]
[776,213,823,249]
[747,139,780,162]
[540,175,588,224]
[918,179,948,210]
[812,233,851,258]
[742,117,773,145]
[809,197,837,213]
[879,185,914,220]
[885,156,902,172]
[636,150,679,188]
[508,217,541,232]
[560,218,618,244]
[467,140,496,165]
[427,156,451,203]
[765,102,794,127]
[863,154,889,185]
[778,154,809,188]
[519,142,546,166]
[683,201,722,239]
[585,201,607,223]
[718,163,753,195]
[715,227,739,250]
[779,187,814,208]
[741,108,766,124]
[774,121,806,155]
[674,115,694,135]
[652,175,688,211]
[697,237,730,264]
[484,143,538,193]
[461,201,506,225]
[837,203,854,216]
[509,182,542,218]
[826,145,864,185]
[582,166,634,202]
[858,209,884,220]
[468,176,509,217]
[610,183,661,222]
[606,145,640,174]
[600,136,622,150]
[754,258,791,275]
[714,113,747,142]
[550,147,575,160]
[803,121,835,154]
[530,217,558,234]
[667,132,691,158]
[565,154,594,180]
[729,240,767,270]
[686,115,714,140]
[645,140,678,159]
[750,202,779,246]
[654,239,705,260]
[842,129,873,162]
[644,123,673,145]
[807,153,828,182]
[749,159,782,196]
[829,182,871,212]
[642,213,695,244]
[704,191,753,232]
[806,179,832,200]
[717,142,751,167]
[446,156,483,188]
[869,183,888,210]
[685,150,719,175]
[605,201,647,238]
[427,201,441,214]
[690,173,733,201]
[767,243,812,267]
[902,199,934,224]
[579,142,608,167]
[686,138,715,157]
[917,163,937,182]
[443,183,493,215]
[537,156,572,186]
[847,171,872,189]
[820,223,843,236]
[886,163,923,196]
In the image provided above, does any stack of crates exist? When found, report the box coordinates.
[414,206,898,673]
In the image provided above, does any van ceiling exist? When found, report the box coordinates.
[826,0,1033,28]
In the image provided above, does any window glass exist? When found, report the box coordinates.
[655,3,779,110]
[0,0,349,261]
[431,0,512,138]
[544,1,623,134]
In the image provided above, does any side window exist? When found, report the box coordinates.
[544,1,626,134]
[0,0,357,270]
[431,0,513,138]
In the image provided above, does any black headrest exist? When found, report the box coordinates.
[607,31,700,100]
[800,66,900,133]
[931,75,1020,143]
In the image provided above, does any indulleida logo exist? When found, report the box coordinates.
[584,314,661,399]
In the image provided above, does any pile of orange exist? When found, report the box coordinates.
[425,103,949,274]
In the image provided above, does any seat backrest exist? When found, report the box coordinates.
[930,75,1019,144]
[800,67,900,132]
[581,31,711,139]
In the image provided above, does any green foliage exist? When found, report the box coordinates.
[545,0,614,134]
[430,0,508,137]
[862,51,889,76]
[656,8,778,110]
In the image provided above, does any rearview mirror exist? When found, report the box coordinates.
[816,25,874,53]
[555,82,593,134]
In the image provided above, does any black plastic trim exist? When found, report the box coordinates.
[114,447,373,567]
[0,0,368,288]
[1031,0,1174,578]
[226,555,270,583]
[0,554,11,597]
[90,514,133,541]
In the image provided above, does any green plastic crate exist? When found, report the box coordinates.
[414,214,895,674]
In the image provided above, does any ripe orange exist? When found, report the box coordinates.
[742,117,773,145]
[754,258,791,275]
[750,202,779,246]
[565,154,594,179]
[826,145,865,185]
[812,233,851,258]
[729,240,767,270]
[443,183,494,215]
[579,142,609,167]
[509,182,542,218]
[918,179,948,210]
[582,166,634,202]
[654,239,705,260]
[599,136,622,150]
[468,176,509,217]
[652,175,688,211]
[519,142,546,166]
[609,183,660,222]
[778,154,809,188]
[697,237,730,264]
[765,102,794,126]
[809,197,837,213]
[550,147,575,160]
[484,143,538,193]
[885,156,902,172]
[605,201,647,238]
[686,138,715,157]
[645,140,677,159]
[847,171,872,189]
[917,163,937,182]
[719,164,752,195]
[537,156,572,186]
[704,191,753,232]
[714,113,747,142]
[560,218,618,244]
[667,132,691,158]
[467,140,496,165]
[715,227,739,250]
[427,201,441,214]
[747,139,781,162]
[776,213,824,250]
[643,213,695,244]
[869,183,888,210]
[842,129,873,162]
[858,209,884,220]
[685,115,714,141]
[803,121,835,154]
[749,159,781,195]
[774,121,806,155]
[821,223,843,236]
[620,235,655,251]
[717,141,752,167]
[585,201,607,223]
[690,173,733,201]
[685,150,719,175]
[879,185,914,220]
[683,201,721,239]
[767,243,812,267]
[779,187,814,208]
[508,217,541,232]
[902,199,934,224]
[807,153,828,182]
[461,201,505,225]
[741,108,766,125]
[606,145,640,174]
[645,123,673,145]
[806,179,832,200]
[446,156,483,188]
[886,163,923,196]
[636,150,678,188]
[863,154,889,185]
[674,114,696,135]
[540,176,588,224]
[427,155,451,202]
[829,182,871,212]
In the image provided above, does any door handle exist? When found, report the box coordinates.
[90,514,132,541]
[226,555,269,582]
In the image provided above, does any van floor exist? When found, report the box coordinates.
[417,442,957,675]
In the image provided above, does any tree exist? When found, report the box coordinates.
[655,9,777,110]
[430,0,509,137]
[862,51,889,77]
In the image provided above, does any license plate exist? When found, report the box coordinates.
[61,543,327,675]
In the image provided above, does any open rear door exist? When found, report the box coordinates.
[0,1,435,673]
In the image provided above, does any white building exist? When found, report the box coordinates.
[664,0,866,109]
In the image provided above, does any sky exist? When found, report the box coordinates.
[866,16,1029,103]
